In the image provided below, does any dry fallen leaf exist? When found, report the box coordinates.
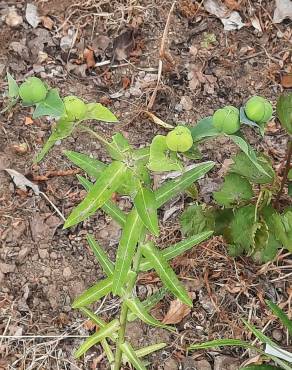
[25,3,40,28]
[84,47,96,68]
[25,116,34,125]
[5,169,40,195]
[224,0,242,10]
[144,111,174,129]
[281,73,292,88]
[162,297,192,324]
[41,16,54,30]
[204,0,244,30]
[113,28,136,61]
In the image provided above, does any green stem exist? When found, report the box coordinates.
[275,137,292,208]
[114,242,144,370]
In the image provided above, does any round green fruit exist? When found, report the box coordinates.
[19,77,48,104]
[245,96,273,124]
[63,96,87,121]
[212,106,240,134]
[166,126,193,152]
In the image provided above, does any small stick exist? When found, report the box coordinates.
[275,137,292,208]
[147,1,176,110]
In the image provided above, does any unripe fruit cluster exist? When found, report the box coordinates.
[19,77,48,104]
[244,96,273,124]
[166,126,193,152]
[212,106,240,134]
[63,96,87,121]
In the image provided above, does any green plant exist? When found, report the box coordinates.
[181,93,292,262]
[188,300,292,370]
[245,96,273,125]
[2,73,118,162]
[165,125,193,152]
[61,128,215,368]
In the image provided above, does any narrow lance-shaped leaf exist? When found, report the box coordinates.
[141,242,193,307]
[266,300,292,336]
[139,231,213,272]
[64,161,126,228]
[155,161,215,207]
[126,298,173,331]
[87,234,114,276]
[188,339,254,351]
[64,150,106,177]
[134,184,159,236]
[74,319,120,358]
[242,365,283,370]
[77,175,126,227]
[72,276,113,308]
[135,343,167,358]
[80,307,117,341]
[112,210,144,294]
[120,342,147,370]
[84,102,118,123]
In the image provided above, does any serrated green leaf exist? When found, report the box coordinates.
[64,161,126,228]
[134,185,159,236]
[155,161,215,207]
[34,118,75,163]
[125,298,172,330]
[148,135,183,172]
[72,276,113,308]
[84,102,118,123]
[7,72,19,98]
[139,231,213,272]
[112,210,144,294]
[77,175,126,227]
[180,205,214,237]
[86,234,114,276]
[74,319,119,358]
[141,242,193,307]
[229,135,272,179]
[64,150,106,177]
[190,117,220,142]
[188,339,254,351]
[230,205,256,252]
[120,342,147,370]
[266,300,292,336]
[230,152,275,184]
[276,93,292,135]
[33,88,65,118]
[252,221,269,261]
[213,173,253,207]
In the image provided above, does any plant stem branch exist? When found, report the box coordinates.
[114,241,144,370]
[275,137,292,208]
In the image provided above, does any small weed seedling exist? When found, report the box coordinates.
[181,93,292,262]
[188,300,292,370]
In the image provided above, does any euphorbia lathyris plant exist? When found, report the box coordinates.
[3,73,118,162]
[63,130,214,369]
[181,93,292,262]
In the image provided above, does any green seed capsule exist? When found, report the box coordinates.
[212,106,240,134]
[165,126,193,152]
[19,77,48,104]
[245,96,273,124]
[63,96,87,121]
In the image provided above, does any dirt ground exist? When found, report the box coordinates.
[0,0,291,369]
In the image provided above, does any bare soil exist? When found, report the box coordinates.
[0,0,291,369]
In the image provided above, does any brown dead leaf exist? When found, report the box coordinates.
[83,319,98,331]
[32,168,80,181]
[11,143,28,154]
[281,73,292,88]
[25,116,34,125]
[122,76,131,89]
[137,271,160,284]
[41,16,54,30]
[84,48,96,68]
[224,0,242,10]
[162,297,192,324]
